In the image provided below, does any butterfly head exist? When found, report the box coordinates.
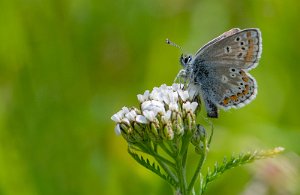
[180,54,192,67]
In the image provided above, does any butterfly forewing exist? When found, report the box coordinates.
[195,28,262,70]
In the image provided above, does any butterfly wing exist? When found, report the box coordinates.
[196,28,262,70]
[209,68,257,109]
[189,28,262,117]
[195,28,241,54]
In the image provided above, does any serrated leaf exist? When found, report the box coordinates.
[128,147,177,186]
[200,147,284,195]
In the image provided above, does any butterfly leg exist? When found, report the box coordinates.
[174,69,187,82]
[174,69,190,89]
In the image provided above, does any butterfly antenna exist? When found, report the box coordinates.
[166,38,184,53]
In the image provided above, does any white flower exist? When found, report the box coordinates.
[142,100,165,115]
[125,110,137,121]
[114,124,121,135]
[137,94,144,103]
[136,115,149,124]
[111,109,126,123]
[111,112,122,123]
[182,102,198,113]
[169,102,179,112]
[178,90,189,101]
[190,102,198,113]
[160,84,168,91]
[172,83,184,91]
[111,83,201,143]
[151,106,165,115]
[187,85,198,100]
[162,92,171,105]
[141,101,152,110]
[137,90,150,103]
[121,118,131,125]
[149,87,161,101]
[161,110,172,123]
[122,107,130,114]
[143,110,157,122]
[182,102,190,112]
[169,91,179,103]
[151,100,165,109]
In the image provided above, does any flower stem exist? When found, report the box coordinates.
[175,155,187,195]
[187,139,207,194]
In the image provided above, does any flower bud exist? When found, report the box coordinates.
[191,124,206,146]
[163,123,174,140]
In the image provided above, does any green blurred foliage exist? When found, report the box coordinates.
[0,0,299,194]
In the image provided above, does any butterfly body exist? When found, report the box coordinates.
[179,28,262,118]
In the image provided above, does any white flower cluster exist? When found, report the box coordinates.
[111,84,199,140]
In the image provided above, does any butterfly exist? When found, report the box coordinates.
[176,28,262,118]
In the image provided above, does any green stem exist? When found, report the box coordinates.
[180,133,191,157]
[187,139,207,194]
[182,149,188,169]
[176,155,187,195]
[175,132,193,195]
[208,123,214,147]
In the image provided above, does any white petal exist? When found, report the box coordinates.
[160,84,168,91]
[150,90,160,101]
[190,102,198,113]
[167,91,177,104]
[111,112,122,123]
[165,110,172,119]
[151,100,164,109]
[141,101,152,110]
[138,90,150,102]
[161,110,172,123]
[173,91,179,102]
[178,90,189,101]
[169,102,179,112]
[188,85,198,100]
[144,90,150,98]
[137,94,144,103]
[143,110,157,122]
[125,110,137,121]
[151,106,165,115]
[172,83,180,91]
[182,102,191,111]
[122,107,130,114]
[162,92,170,105]
[121,118,130,125]
[136,115,149,124]
[114,124,121,135]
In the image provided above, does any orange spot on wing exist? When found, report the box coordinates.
[239,70,246,76]
[242,85,250,95]
[242,76,249,82]
[230,95,238,102]
[223,97,230,105]
[245,32,254,62]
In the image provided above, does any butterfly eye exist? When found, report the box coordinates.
[180,54,192,67]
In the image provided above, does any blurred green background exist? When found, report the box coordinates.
[0,0,299,194]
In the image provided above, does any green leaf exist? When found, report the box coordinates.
[200,147,284,194]
[128,147,177,186]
